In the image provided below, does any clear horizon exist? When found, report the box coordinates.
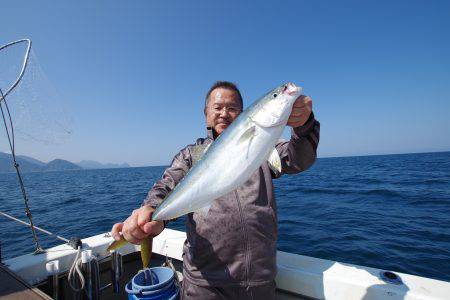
[1,1,449,167]
[2,150,449,169]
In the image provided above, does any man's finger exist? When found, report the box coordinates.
[122,219,146,245]
[287,119,305,127]
[293,94,308,102]
[131,218,148,239]
[293,96,312,108]
[122,213,140,243]
[127,212,148,240]
[288,116,303,123]
[292,101,307,108]
[289,108,311,118]
[143,220,164,236]
[290,106,309,117]
[122,230,142,245]
[111,223,123,241]
[130,227,147,240]
[137,206,154,228]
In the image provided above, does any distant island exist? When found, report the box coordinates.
[0,152,130,173]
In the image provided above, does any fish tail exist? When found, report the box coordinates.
[140,237,153,269]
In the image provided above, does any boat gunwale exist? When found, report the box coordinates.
[4,228,450,300]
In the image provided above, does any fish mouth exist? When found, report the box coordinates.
[282,83,299,96]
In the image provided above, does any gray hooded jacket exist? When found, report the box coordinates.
[144,114,320,287]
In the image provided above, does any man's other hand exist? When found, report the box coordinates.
[287,95,313,127]
[111,205,164,245]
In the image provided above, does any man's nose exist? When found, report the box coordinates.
[218,108,229,118]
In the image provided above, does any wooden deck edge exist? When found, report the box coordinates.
[0,263,52,300]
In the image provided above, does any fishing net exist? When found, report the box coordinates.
[0,39,73,146]
[0,39,74,253]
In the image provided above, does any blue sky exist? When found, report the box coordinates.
[1,1,449,166]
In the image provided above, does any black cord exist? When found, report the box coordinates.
[0,87,44,254]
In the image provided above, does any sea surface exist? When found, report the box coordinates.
[1,152,449,282]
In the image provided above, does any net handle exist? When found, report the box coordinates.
[0,38,32,102]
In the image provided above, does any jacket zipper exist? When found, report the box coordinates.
[234,190,250,286]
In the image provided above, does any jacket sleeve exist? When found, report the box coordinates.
[272,112,320,178]
[142,146,191,209]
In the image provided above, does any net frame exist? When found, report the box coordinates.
[0,39,31,101]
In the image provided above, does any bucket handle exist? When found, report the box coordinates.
[126,269,158,294]
[141,282,176,296]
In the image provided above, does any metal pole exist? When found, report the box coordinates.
[47,273,59,300]
[91,258,100,300]
[81,250,100,300]
[46,261,60,300]
[82,255,92,300]
[110,251,123,293]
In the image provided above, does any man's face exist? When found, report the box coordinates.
[205,87,242,136]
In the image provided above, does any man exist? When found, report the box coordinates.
[111,81,320,299]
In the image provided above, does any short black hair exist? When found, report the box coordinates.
[204,81,243,111]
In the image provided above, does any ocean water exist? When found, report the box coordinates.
[0,152,449,282]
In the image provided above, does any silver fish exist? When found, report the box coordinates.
[152,83,302,221]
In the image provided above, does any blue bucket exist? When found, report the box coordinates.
[125,267,179,300]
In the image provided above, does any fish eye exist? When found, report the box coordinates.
[272,93,277,98]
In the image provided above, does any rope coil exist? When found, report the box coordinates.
[68,247,85,292]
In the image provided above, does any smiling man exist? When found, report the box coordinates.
[205,82,244,136]
[111,81,320,299]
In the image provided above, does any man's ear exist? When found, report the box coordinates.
[204,107,212,127]
[204,97,209,116]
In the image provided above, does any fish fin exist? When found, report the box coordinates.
[195,203,212,216]
[237,126,257,158]
[267,147,282,173]
[237,125,256,145]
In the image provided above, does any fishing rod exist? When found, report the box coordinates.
[0,210,69,243]
[0,209,88,294]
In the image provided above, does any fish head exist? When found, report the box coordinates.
[251,83,302,127]
[152,200,179,221]
[151,206,167,221]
